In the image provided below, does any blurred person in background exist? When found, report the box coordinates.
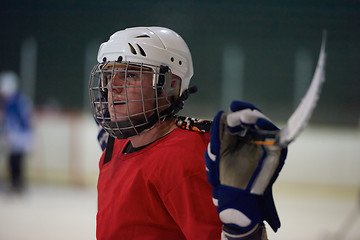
[0,71,33,194]
[90,27,287,239]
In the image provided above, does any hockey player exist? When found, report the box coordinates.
[0,71,33,193]
[89,26,287,239]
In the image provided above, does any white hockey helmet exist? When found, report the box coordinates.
[97,26,193,95]
[89,27,196,139]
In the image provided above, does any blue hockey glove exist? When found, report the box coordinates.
[204,101,287,234]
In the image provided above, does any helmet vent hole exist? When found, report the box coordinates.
[171,57,174,62]
[128,43,137,55]
[135,34,150,38]
[137,44,146,56]
[179,61,182,65]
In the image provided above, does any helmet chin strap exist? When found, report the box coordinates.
[108,86,198,139]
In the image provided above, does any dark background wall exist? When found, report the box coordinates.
[1,0,359,126]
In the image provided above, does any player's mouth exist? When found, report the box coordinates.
[108,101,126,111]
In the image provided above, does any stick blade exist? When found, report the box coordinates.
[278,30,327,146]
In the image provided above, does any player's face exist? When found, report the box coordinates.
[104,64,159,122]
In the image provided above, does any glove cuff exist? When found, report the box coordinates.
[216,184,280,232]
[222,223,267,240]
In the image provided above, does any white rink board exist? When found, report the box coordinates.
[23,112,360,187]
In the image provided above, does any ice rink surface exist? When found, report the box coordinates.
[0,184,97,240]
[0,183,359,240]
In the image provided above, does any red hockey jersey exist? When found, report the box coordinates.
[97,127,222,239]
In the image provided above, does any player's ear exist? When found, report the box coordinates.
[170,75,182,101]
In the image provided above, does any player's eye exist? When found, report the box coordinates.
[127,72,137,79]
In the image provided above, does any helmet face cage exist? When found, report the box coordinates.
[89,61,181,139]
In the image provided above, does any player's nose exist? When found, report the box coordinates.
[107,72,126,90]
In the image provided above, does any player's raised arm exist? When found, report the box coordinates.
[205,100,288,240]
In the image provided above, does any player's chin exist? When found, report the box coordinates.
[110,109,148,121]
[108,110,128,122]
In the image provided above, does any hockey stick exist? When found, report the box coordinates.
[250,30,327,147]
